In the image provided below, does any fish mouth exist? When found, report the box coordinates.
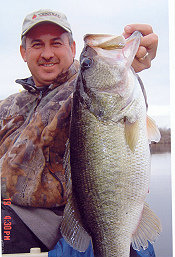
[83,34,126,63]
[84,34,126,50]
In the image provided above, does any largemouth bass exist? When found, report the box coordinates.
[61,31,161,257]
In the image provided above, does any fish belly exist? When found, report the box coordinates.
[70,104,150,257]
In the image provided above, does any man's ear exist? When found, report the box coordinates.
[20,45,27,62]
[71,41,76,59]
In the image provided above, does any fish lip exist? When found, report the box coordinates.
[84,34,126,50]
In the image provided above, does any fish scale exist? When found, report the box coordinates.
[70,103,149,256]
[61,31,161,257]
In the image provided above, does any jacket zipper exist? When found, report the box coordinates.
[27,90,43,124]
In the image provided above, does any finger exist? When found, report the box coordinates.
[136,52,149,62]
[135,46,147,59]
[122,23,158,72]
[140,34,158,59]
[124,24,153,36]
[134,46,151,71]
[135,53,150,65]
[132,56,151,73]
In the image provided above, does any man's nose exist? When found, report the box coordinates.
[41,46,54,60]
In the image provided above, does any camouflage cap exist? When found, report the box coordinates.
[21,9,72,38]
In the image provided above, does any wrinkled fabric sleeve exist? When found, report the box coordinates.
[48,238,94,257]
[1,91,73,207]
[0,58,80,208]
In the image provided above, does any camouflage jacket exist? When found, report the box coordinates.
[0,60,79,208]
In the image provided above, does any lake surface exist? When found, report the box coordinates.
[146,153,172,257]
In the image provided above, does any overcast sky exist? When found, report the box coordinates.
[0,0,170,127]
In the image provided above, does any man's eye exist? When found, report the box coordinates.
[32,43,43,48]
[53,42,62,46]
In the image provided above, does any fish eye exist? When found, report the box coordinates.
[82,58,93,69]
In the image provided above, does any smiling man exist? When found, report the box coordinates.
[1,9,158,257]
[20,23,76,86]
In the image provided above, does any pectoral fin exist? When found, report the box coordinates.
[147,116,161,143]
[131,202,162,251]
[125,119,139,153]
[61,193,91,252]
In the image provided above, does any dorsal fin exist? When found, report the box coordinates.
[147,116,161,143]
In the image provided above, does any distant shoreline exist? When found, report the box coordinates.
[150,128,171,154]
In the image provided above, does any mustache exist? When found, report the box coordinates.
[38,58,60,65]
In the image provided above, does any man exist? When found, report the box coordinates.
[1,9,158,256]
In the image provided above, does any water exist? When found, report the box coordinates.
[146,153,172,257]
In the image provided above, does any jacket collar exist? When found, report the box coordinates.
[15,60,80,94]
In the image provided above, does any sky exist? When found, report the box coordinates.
[0,0,170,128]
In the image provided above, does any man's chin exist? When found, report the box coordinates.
[35,78,55,87]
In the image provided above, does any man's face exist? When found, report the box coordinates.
[20,23,76,87]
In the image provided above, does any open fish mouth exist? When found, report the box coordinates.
[83,31,142,65]
[84,34,126,49]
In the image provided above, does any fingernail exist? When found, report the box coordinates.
[124,25,131,32]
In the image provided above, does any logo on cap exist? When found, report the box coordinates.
[32,12,61,20]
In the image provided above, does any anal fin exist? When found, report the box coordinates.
[131,202,162,251]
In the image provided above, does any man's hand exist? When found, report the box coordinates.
[123,24,158,73]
